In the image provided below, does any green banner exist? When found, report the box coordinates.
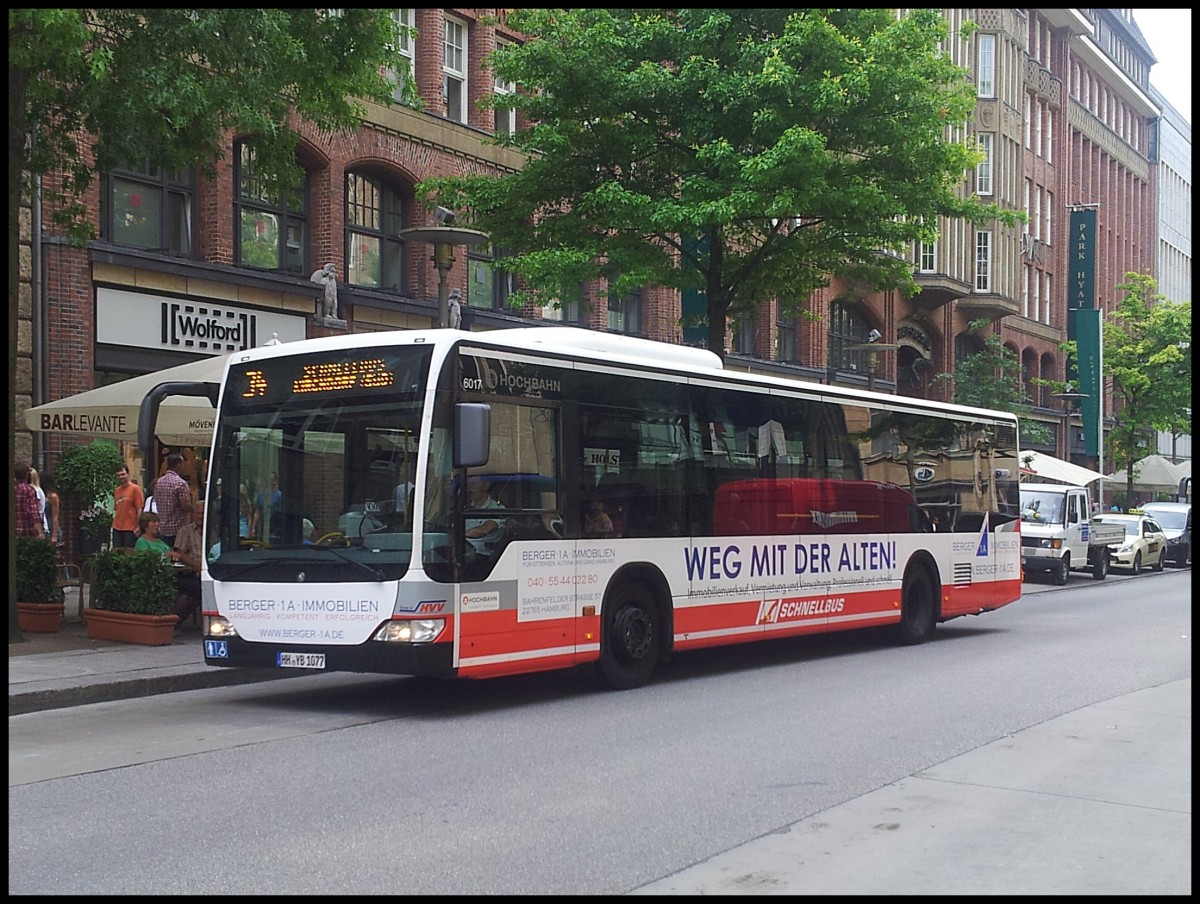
[1069,208,1097,310]
[1071,308,1102,457]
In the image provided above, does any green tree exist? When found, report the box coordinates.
[422,8,1022,355]
[8,9,409,643]
[1104,273,1191,503]
[934,319,1052,449]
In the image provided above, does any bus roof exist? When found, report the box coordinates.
[226,325,1018,427]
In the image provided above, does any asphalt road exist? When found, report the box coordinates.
[8,568,1191,895]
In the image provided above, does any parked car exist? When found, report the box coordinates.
[1092,511,1167,574]
[1139,501,1192,567]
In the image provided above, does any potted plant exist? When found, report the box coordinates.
[78,504,114,552]
[16,537,66,633]
[84,549,179,645]
[56,440,123,555]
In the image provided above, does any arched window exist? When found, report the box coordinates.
[954,331,985,368]
[827,300,870,372]
[345,172,405,291]
[104,161,194,255]
[234,141,308,274]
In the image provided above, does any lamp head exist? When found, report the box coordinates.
[867,328,882,343]
[434,206,456,226]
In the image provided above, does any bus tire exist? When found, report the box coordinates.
[598,580,661,690]
[893,566,937,645]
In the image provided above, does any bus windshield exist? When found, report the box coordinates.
[205,344,434,582]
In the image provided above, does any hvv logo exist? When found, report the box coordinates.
[163,302,256,352]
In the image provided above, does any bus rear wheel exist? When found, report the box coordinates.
[893,567,937,645]
[598,581,660,690]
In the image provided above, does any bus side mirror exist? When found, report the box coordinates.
[455,403,491,469]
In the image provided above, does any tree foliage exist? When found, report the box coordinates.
[1103,273,1191,501]
[8,9,407,642]
[422,8,1023,356]
[933,320,1053,448]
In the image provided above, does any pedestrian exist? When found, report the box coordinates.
[28,467,48,537]
[42,472,63,548]
[170,505,205,628]
[154,453,193,548]
[14,460,45,539]
[111,463,145,549]
[252,472,282,541]
[143,478,158,516]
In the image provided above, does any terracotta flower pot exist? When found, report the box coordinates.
[84,609,179,646]
[17,602,65,634]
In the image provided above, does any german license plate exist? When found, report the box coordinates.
[277,652,325,669]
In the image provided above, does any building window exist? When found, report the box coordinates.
[608,287,642,335]
[444,15,467,124]
[918,240,937,273]
[1024,93,1032,149]
[345,172,405,291]
[976,133,994,196]
[777,318,796,362]
[974,231,991,292]
[828,300,870,373]
[468,243,515,311]
[235,141,307,274]
[104,162,194,254]
[388,8,415,103]
[541,297,582,323]
[732,315,756,355]
[1043,272,1052,326]
[493,38,517,137]
[1044,190,1052,246]
[954,331,984,368]
[977,34,995,98]
[1045,107,1053,164]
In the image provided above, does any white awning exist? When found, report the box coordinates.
[24,355,231,446]
[1020,451,1106,486]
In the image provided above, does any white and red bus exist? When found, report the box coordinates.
[165,326,1022,689]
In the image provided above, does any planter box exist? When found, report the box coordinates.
[17,602,65,634]
[84,609,179,646]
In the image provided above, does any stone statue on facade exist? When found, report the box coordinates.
[310,263,343,324]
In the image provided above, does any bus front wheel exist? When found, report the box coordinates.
[598,581,660,690]
[893,567,937,645]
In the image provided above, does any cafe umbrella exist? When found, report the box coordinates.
[24,354,231,447]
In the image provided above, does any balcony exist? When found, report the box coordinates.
[956,292,1021,320]
[910,272,972,312]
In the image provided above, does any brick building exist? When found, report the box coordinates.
[17,9,1172,525]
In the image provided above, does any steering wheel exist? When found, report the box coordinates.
[315,531,350,547]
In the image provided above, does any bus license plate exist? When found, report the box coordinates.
[277,652,326,669]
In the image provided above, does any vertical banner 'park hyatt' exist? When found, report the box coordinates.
[1068,207,1096,311]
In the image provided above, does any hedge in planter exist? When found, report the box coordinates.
[17,537,64,604]
[90,549,177,615]
[17,537,65,633]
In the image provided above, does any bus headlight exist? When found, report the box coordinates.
[206,616,238,638]
[373,619,445,644]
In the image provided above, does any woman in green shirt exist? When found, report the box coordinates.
[135,511,180,562]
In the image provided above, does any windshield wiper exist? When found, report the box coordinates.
[308,545,386,580]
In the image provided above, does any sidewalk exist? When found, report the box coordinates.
[8,615,293,716]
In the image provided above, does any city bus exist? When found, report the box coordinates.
[160,326,1022,689]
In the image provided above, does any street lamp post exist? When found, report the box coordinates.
[398,208,488,328]
[1052,385,1089,462]
[846,333,899,393]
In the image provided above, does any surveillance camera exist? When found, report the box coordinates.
[434,206,456,226]
[867,329,882,343]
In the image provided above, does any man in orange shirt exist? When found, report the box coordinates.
[111,463,145,549]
